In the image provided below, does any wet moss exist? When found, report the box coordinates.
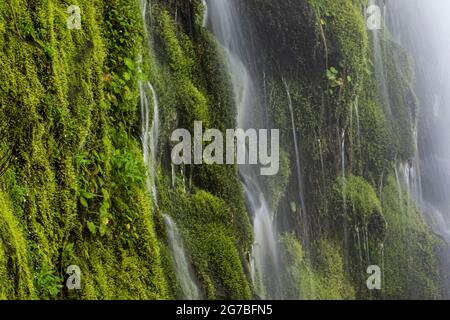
[381,176,443,299]
[280,233,355,300]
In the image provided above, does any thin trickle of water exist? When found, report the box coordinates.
[171,163,176,189]
[139,0,159,205]
[365,227,370,265]
[350,100,353,150]
[354,97,361,143]
[163,215,201,300]
[283,79,307,235]
[148,83,159,202]
[353,96,362,173]
[398,161,421,215]
[139,81,150,165]
[201,0,208,28]
[394,165,405,214]
[139,82,159,204]
[140,0,147,24]
[355,226,364,276]
[318,138,326,187]
[341,129,349,270]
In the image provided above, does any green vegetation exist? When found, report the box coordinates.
[381,176,443,299]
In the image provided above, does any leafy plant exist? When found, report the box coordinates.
[326,67,344,88]
[35,264,62,299]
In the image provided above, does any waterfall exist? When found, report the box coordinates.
[368,0,394,119]
[201,0,208,28]
[385,0,450,240]
[139,0,200,300]
[163,215,201,300]
[208,0,282,299]
[139,82,159,204]
[381,0,450,295]
[242,175,281,299]
[140,0,147,24]
[148,83,159,202]
[139,3,194,294]
[139,1,159,204]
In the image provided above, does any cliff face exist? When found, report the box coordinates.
[0,0,444,300]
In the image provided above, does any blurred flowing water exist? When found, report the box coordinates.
[389,0,450,241]
[377,0,450,295]
[139,1,199,299]
[207,0,283,299]
[163,215,201,300]
[139,82,159,204]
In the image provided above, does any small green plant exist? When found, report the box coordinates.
[61,243,78,268]
[35,264,62,299]
[326,67,344,90]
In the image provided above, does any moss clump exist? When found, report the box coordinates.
[280,233,355,300]
[155,7,209,127]
[332,175,384,233]
[381,176,443,299]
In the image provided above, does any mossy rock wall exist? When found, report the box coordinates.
[0,0,445,300]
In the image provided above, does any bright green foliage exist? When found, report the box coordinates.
[0,0,169,299]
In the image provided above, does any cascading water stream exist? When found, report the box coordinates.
[283,79,308,239]
[243,176,281,298]
[139,1,200,299]
[207,0,282,299]
[163,215,201,300]
[385,0,450,243]
[381,0,450,296]
[139,81,159,204]
[201,0,208,28]
[139,0,159,204]
[148,83,159,202]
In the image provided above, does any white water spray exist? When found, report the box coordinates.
[139,82,159,204]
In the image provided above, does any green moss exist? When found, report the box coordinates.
[0,0,171,299]
[332,175,383,230]
[280,233,355,300]
[0,190,35,299]
[381,176,443,299]
[371,33,417,162]
[155,7,210,126]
